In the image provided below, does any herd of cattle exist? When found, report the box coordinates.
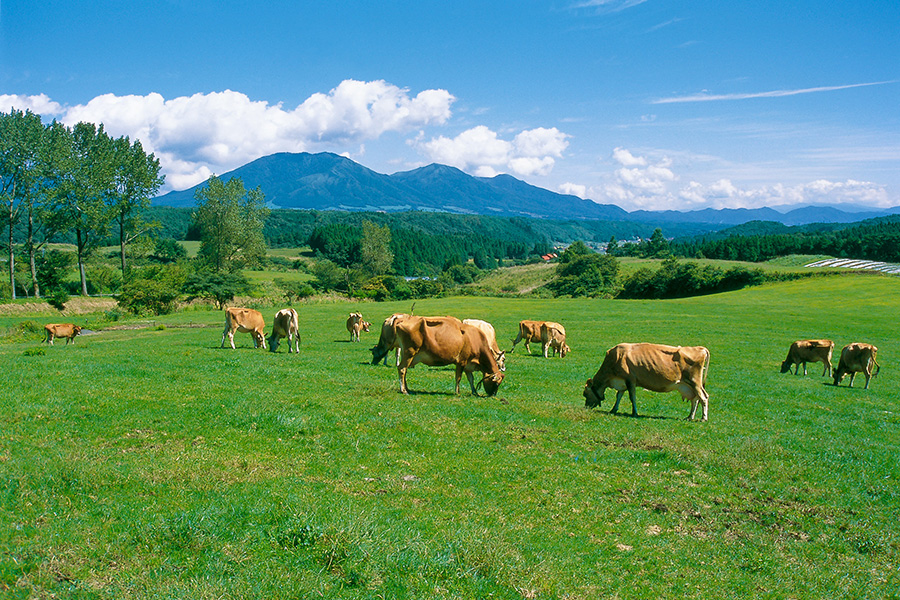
[41,309,882,421]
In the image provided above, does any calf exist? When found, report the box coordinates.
[346,312,369,342]
[540,321,570,358]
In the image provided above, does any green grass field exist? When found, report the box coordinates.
[2,274,899,598]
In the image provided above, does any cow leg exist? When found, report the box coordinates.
[542,342,550,359]
[864,369,872,390]
[627,381,639,417]
[848,372,856,388]
[454,366,463,395]
[524,341,531,354]
[48,334,54,346]
[802,362,808,376]
[611,390,625,414]
[466,371,477,395]
[821,361,831,377]
[398,365,409,394]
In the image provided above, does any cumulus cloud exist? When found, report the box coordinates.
[4,81,455,190]
[561,147,893,211]
[417,125,569,178]
[0,93,64,115]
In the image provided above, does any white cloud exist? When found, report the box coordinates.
[569,147,894,211]
[0,93,64,115]
[417,125,569,178]
[4,81,455,190]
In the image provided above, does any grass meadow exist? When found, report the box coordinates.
[1,274,899,598]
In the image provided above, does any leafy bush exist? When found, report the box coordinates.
[182,271,251,309]
[118,277,180,315]
[619,258,770,299]
[274,278,317,303]
[547,241,619,297]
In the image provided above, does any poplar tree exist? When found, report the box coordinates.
[0,109,44,298]
[360,220,393,276]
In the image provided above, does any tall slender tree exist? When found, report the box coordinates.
[360,220,393,276]
[108,136,164,281]
[0,109,44,299]
[49,122,116,295]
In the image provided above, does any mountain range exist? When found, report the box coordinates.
[153,152,900,227]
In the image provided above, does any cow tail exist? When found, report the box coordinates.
[703,347,711,386]
[873,356,881,378]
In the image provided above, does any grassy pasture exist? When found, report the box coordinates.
[2,275,899,598]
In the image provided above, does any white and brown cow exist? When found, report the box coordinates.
[583,343,711,421]
[781,339,834,376]
[268,308,300,353]
[510,320,546,355]
[462,318,506,371]
[346,312,369,342]
[221,307,266,350]
[832,343,880,389]
[371,313,413,366]
[540,321,570,358]
[395,316,505,396]
[43,323,82,345]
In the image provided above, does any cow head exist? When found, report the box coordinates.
[583,380,603,408]
[780,359,793,374]
[73,325,83,336]
[560,343,571,358]
[481,372,504,396]
[832,369,845,386]
[361,321,371,333]
[371,344,388,365]
[254,331,267,350]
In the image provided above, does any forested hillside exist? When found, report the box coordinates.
[672,216,900,263]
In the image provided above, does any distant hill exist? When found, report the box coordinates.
[153,151,900,227]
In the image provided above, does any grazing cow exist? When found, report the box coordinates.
[395,316,505,396]
[268,308,300,353]
[510,320,546,354]
[781,339,834,376]
[221,307,266,350]
[832,343,880,389]
[540,321,570,358]
[43,323,82,345]
[371,313,414,366]
[346,312,369,342]
[583,343,711,421]
[462,318,506,371]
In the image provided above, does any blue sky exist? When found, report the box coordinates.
[2,0,898,211]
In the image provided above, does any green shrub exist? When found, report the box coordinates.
[23,347,46,356]
[118,278,180,315]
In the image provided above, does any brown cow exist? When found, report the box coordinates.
[371,313,413,366]
[43,323,82,345]
[462,318,506,371]
[395,316,505,396]
[268,308,300,353]
[510,320,546,354]
[583,343,711,421]
[540,321,570,358]
[781,339,834,376]
[832,343,880,389]
[221,307,266,350]
[346,312,369,342]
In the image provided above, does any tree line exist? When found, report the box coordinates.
[669,217,900,263]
